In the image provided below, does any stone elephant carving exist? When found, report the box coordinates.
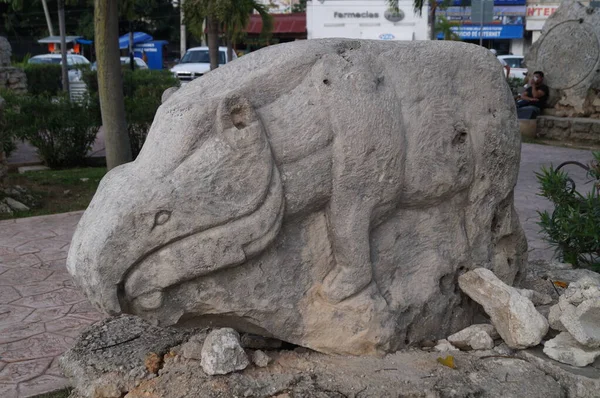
[67,39,526,355]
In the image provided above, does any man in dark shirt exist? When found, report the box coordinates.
[517,71,548,119]
[518,71,549,109]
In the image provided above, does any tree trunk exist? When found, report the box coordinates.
[129,24,135,71]
[428,2,437,41]
[95,0,132,170]
[58,0,69,94]
[227,38,233,64]
[207,16,219,71]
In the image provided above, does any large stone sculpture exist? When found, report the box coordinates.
[67,39,526,355]
[525,0,600,117]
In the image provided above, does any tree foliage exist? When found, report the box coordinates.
[184,0,273,67]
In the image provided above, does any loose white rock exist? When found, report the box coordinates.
[458,268,549,349]
[543,332,600,367]
[563,277,600,306]
[181,333,206,360]
[561,298,600,348]
[448,324,497,350]
[548,300,573,332]
[200,328,249,375]
[434,339,460,352]
[251,350,271,368]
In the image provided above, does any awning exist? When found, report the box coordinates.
[38,35,82,44]
[246,13,306,35]
[118,32,153,49]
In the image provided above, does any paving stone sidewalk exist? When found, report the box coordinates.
[0,143,596,397]
[0,211,104,398]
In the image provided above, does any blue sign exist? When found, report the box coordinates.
[439,6,526,25]
[133,40,168,70]
[437,25,524,39]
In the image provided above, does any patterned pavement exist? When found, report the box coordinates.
[0,143,596,397]
[0,211,103,398]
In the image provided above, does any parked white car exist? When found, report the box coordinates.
[28,54,91,82]
[119,56,149,69]
[170,46,236,83]
[497,55,527,79]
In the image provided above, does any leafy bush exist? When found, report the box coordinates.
[536,152,600,269]
[84,69,178,158]
[0,96,17,158]
[0,90,100,168]
[508,77,525,98]
[23,64,62,96]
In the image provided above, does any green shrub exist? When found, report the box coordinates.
[537,152,600,269]
[84,69,178,158]
[508,77,525,98]
[1,90,100,168]
[0,96,17,158]
[23,64,62,96]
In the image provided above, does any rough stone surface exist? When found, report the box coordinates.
[251,350,271,368]
[59,315,191,398]
[434,339,460,352]
[459,268,549,349]
[561,298,600,348]
[448,324,497,350]
[516,288,553,306]
[181,331,209,360]
[525,0,600,118]
[0,38,26,94]
[563,276,600,306]
[200,328,249,375]
[67,39,526,356]
[548,299,572,332]
[543,332,600,367]
[537,116,600,144]
[63,321,569,398]
[519,348,600,397]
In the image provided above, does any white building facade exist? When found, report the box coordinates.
[307,0,429,41]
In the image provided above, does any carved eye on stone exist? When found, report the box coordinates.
[153,210,171,228]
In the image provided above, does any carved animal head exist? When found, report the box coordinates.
[67,92,285,315]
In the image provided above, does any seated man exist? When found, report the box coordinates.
[517,71,548,119]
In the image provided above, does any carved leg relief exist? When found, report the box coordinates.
[321,197,375,303]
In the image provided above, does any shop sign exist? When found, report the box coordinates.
[526,5,558,18]
[439,6,526,25]
[333,11,379,18]
[439,24,524,39]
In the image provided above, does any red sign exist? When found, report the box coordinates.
[526,6,558,18]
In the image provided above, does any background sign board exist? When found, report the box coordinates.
[438,24,523,39]
[471,0,495,23]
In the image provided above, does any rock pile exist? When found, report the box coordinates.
[0,37,26,94]
[0,185,37,215]
[432,267,600,370]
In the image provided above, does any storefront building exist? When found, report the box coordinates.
[306,0,429,41]
[525,2,559,43]
[437,0,527,55]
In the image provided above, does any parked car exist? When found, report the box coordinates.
[497,55,527,79]
[170,46,236,83]
[119,56,149,69]
[28,53,91,82]
[90,57,150,71]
